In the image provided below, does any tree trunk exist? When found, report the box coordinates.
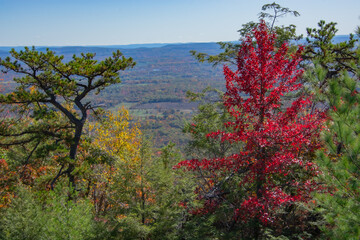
[67,123,84,193]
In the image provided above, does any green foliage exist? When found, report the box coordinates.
[184,87,240,159]
[0,185,98,240]
[0,187,43,240]
[304,29,360,240]
[303,20,359,95]
[178,214,223,240]
[145,142,190,239]
[315,69,360,239]
[115,214,151,240]
[91,138,193,240]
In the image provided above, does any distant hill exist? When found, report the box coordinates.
[0,35,356,148]
[0,41,225,148]
[0,35,353,52]
[0,42,217,52]
[0,34,355,111]
[0,34,355,113]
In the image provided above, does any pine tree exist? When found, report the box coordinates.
[316,68,360,239]
[303,20,359,99]
[0,48,135,190]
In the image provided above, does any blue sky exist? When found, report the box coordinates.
[1,0,359,46]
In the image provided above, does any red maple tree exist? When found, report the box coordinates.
[176,21,325,236]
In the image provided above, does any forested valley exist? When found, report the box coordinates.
[0,3,359,239]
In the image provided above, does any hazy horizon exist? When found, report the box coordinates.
[0,35,353,49]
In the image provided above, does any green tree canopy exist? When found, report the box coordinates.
[0,47,135,190]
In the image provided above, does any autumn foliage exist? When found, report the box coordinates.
[175,21,325,232]
[85,108,143,215]
[1,11,358,238]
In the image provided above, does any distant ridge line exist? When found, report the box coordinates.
[0,35,354,52]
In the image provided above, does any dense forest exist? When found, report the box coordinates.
[0,3,359,240]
